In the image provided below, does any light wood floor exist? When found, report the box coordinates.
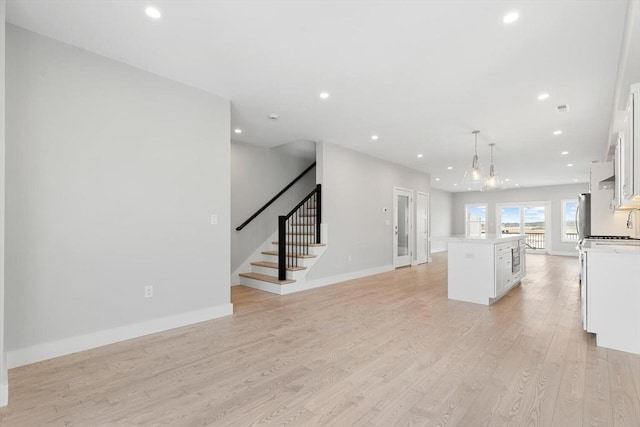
[1,253,639,426]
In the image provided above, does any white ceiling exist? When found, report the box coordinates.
[6,0,632,191]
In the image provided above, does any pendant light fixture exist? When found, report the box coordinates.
[462,130,484,188]
[483,143,503,191]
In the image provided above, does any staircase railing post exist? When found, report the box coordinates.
[278,216,287,281]
[315,184,322,244]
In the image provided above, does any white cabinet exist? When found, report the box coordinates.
[591,162,629,234]
[495,242,513,296]
[519,244,526,279]
[614,82,640,209]
[447,236,526,305]
[583,241,640,354]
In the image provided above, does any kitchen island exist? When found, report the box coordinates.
[445,234,526,305]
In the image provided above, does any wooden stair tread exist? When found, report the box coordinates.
[239,272,295,285]
[250,261,306,271]
[272,241,326,247]
[262,251,316,259]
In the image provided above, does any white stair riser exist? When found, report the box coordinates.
[294,214,316,220]
[250,265,306,280]
[239,276,286,295]
[290,218,316,222]
[270,244,324,255]
[284,234,317,243]
[288,224,317,231]
[262,254,315,267]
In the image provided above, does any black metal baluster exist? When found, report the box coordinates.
[316,184,321,244]
[278,216,286,281]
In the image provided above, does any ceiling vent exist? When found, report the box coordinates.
[268,114,279,120]
[556,104,570,113]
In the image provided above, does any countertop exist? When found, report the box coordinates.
[434,234,526,244]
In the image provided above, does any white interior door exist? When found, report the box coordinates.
[394,188,412,268]
[416,192,429,264]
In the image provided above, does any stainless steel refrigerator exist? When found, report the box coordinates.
[577,193,591,241]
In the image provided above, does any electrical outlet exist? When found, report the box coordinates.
[144,285,153,298]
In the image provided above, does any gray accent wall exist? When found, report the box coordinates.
[451,183,589,254]
[231,141,316,273]
[430,188,452,253]
[5,26,231,351]
[308,142,430,280]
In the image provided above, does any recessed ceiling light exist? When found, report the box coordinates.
[567,163,574,167]
[553,130,563,135]
[505,178,510,182]
[573,179,579,182]
[503,12,519,24]
[145,7,161,19]
[537,93,550,101]
[561,151,569,155]
[417,154,423,158]
[268,114,279,120]
[371,135,379,141]
[515,184,520,187]
[234,128,242,134]
[453,183,458,186]
[435,178,441,181]
[447,166,453,170]
[467,187,472,191]
[319,92,329,99]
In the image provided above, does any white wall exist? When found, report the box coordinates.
[430,188,452,253]
[0,0,8,408]
[451,183,588,255]
[5,25,232,367]
[231,141,315,274]
[308,141,430,282]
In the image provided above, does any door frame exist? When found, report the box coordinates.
[393,187,413,268]
[415,191,430,265]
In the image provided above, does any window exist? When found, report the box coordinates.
[496,202,551,252]
[465,204,487,237]
[561,199,578,242]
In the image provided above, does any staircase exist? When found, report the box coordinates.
[238,185,326,295]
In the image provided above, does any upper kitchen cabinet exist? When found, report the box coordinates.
[613,83,640,210]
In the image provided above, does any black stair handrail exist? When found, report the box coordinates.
[236,162,316,231]
[278,184,321,280]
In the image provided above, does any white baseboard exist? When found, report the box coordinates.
[0,352,6,407]
[7,303,233,369]
[0,383,7,408]
[296,264,394,295]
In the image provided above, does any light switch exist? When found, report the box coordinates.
[211,214,218,225]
